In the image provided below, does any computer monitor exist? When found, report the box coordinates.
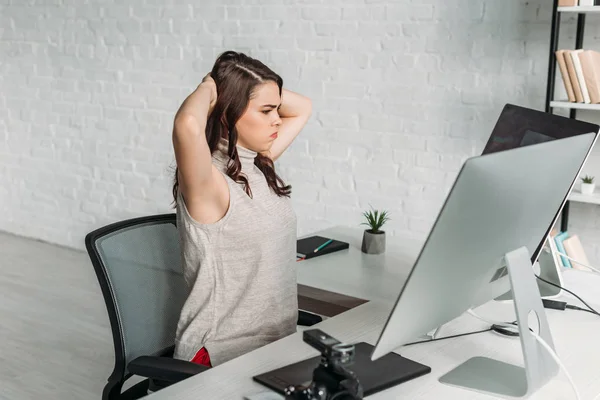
[482,103,599,266]
[371,133,597,397]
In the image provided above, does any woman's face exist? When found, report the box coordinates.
[235,81,282,153]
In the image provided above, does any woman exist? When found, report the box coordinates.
[171,51,312,367]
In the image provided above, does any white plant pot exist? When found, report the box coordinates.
[581,183,596,195]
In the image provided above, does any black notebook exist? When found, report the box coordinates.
[253,342,431,396]
[296,235,349,260]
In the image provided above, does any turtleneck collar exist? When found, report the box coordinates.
[215,137,257,170]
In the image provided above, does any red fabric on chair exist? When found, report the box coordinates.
[190,347,212,367]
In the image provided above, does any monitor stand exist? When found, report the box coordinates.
[536,244,564,298]
[496,236,563,301]
[424,324,446,340]
[438,246,559,398]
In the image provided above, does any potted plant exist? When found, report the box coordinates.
[581,175,596,195]
[361,207,390,254]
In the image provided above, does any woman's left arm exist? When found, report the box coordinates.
[268,89,312,161]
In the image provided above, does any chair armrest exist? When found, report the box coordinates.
[297,310,323,326]
[128,356,209,383]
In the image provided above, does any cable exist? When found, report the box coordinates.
[566,304,598,315]
[403,327,492,346]
[551,250,600,274]
[535,275,600,316]
[529,331,581,400]
[467,309,515,329]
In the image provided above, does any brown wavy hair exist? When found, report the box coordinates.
[172,51,292,205]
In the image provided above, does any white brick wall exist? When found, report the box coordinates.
[2,0,600,267]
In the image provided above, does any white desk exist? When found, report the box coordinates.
[296,226,422,303]
[147,227,600,400]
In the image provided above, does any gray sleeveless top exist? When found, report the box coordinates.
[174,138,298,366]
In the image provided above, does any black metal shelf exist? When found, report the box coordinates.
[545,0,589,232]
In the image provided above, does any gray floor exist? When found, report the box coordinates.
[0,231,319,399]
[0,231,116,399]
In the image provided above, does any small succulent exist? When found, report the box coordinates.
[581,175,595,184]
[361,207,390,234]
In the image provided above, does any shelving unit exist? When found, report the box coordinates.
[557,6,600,13]
[549,101,600,110]
[545,1,600,231]
[569,189,600,205]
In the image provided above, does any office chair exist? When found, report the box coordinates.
[85,213,323,400]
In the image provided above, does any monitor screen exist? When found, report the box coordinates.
[481,103,599,263]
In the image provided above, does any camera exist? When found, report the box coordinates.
[283,329,363,400]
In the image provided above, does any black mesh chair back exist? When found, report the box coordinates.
[85,214,187,399]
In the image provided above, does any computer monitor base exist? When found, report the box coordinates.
[439,246,559,398]
[496,236,563,301]
[535,239,565,298]
[423,324,446,340]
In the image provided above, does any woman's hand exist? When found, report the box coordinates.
[266,89,312,161]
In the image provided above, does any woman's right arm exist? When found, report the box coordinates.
[172,76,217,203]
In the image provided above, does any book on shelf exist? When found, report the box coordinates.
[554,231,571,268]
[563,234,592,271]
[562,50,584,102]
[555,50,576,102]
[548,230,592,273]
[559,0,600,6]
[570,50,591,103]
[556,49,600,103]
[579,50,600,103]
